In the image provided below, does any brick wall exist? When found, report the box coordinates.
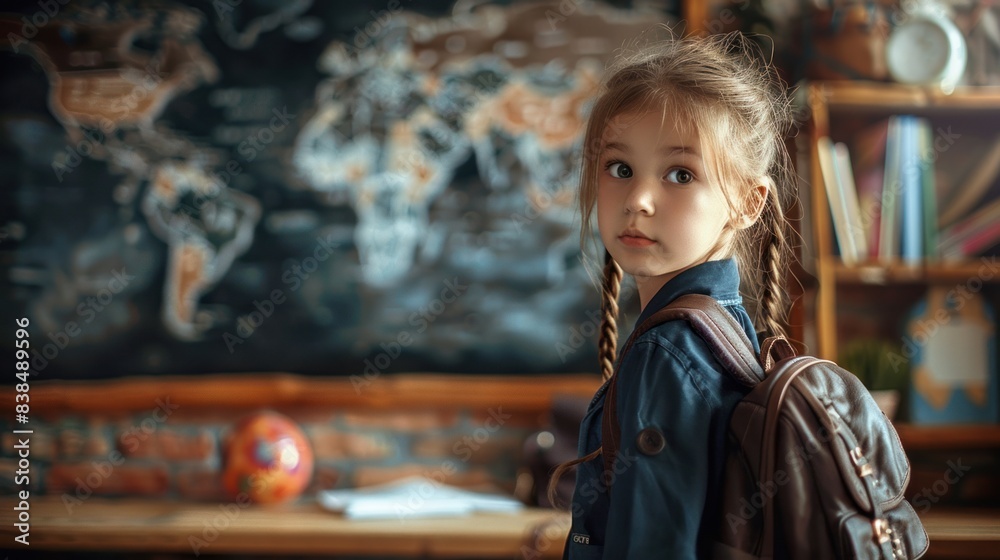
[0,402,546,503]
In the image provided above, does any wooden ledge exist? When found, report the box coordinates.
[0,497,569,558]
[894,424,1000,451]
[811,81,1000,112]
[3,372,604,415]
[1,498,996,558]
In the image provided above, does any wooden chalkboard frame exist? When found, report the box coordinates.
[8,373,602,415]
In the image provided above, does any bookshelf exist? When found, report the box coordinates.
[805,80,1000,360]
[805,81,1000,516]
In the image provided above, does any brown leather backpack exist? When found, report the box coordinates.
[601,294,929,559]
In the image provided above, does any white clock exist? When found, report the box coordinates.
[886,5,967,93]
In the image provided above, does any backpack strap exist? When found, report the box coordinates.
[601,293,766,484]
[757,356,825,559]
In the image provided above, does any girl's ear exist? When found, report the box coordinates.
[734,179,770,230]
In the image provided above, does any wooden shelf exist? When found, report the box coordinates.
[814,81,1000,113]
[832,261,1000,285]
[894,424,1000,451]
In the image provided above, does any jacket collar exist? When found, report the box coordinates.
[635,258,743,326]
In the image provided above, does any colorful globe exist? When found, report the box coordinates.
[221,411,314,504]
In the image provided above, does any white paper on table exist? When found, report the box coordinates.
[317,475,524,520]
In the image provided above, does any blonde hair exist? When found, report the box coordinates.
[548,30,797,507]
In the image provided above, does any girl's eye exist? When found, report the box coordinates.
[666,168,694,184]
[607,162,633,179]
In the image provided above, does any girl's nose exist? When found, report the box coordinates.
[624,177,655,216]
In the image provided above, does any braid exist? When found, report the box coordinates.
[757,191,789,339]
[599,251,622,381]
[544,252,620,508]
[546,447,602,509]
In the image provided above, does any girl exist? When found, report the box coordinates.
[553,31,797,558]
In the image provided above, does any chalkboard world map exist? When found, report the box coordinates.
[0,0,667,379]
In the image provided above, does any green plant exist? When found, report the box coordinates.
[838,339,909,392]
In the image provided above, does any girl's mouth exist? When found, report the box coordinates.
[619,230,655,247]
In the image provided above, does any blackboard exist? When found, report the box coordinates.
[0,0,670,379]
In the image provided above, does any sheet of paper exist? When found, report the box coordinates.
[317,476,524,520]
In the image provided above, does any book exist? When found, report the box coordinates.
[833,142,869,262]
[937,134,1000,228]
[879,116,902,262]
[855,167,884,259]
[818,136,857,264]
[939,196,1000,258]
[899,115,923,264]
[917,119,939,260]
[851,118,891,258]
[959,221,1000,257]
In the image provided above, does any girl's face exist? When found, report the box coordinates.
[596,109,733,308]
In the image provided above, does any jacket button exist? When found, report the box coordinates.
[636,427,665,455]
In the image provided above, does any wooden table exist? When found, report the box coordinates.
[916,508,1000,560]
[0,497,568,558]
[1,498,997,558]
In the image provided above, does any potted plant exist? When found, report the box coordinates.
[838,339,910,421]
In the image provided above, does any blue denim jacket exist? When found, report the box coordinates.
[563,258,759,560]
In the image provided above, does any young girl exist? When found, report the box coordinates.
[553,31,796,558]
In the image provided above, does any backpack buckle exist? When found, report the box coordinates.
[892,534,905,559]
[873,519,905,558]
[850,446,874,477]
[873,518,891,544]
